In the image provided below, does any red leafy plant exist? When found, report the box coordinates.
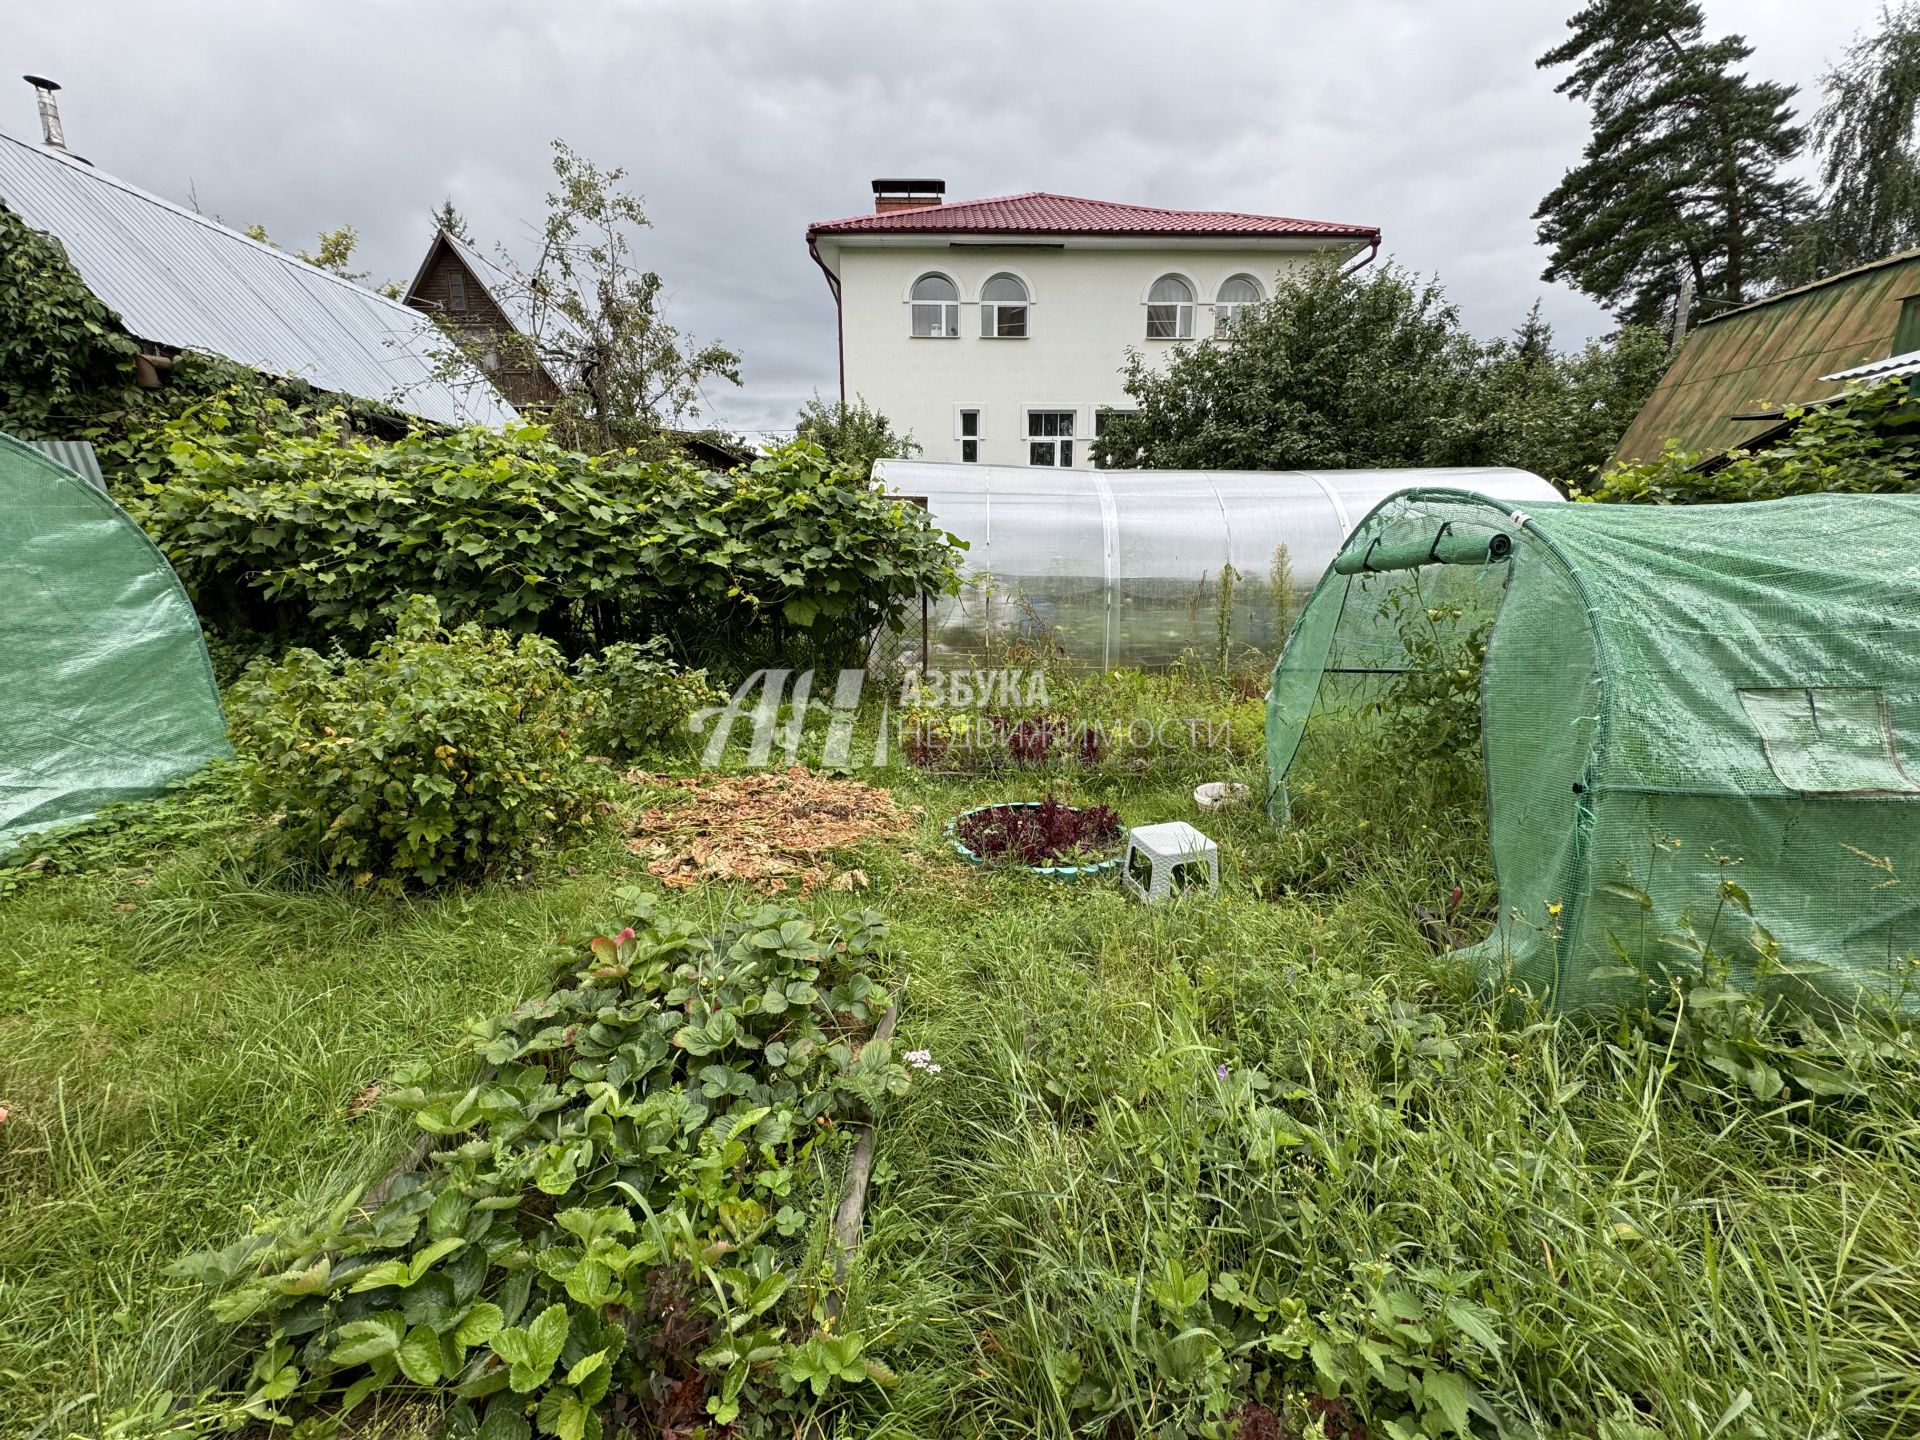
[953,796,1122,866]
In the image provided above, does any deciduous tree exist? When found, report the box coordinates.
[793,394,919,477]
[1091,257,1487,472]
[1785,2,1920,281]
[449,140,742,454]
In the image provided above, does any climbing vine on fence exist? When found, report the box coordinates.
[134,424,960,673]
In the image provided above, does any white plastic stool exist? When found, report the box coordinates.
[1122,821,1220,902]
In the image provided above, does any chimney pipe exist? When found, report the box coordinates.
[23,75,69,152]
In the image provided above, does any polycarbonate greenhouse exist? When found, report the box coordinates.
[876,462,1560,669]
[0,435,230,851]
[1268,487,1920,1013]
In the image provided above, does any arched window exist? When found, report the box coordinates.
[981,273,1029,338]
[910,274,960,337]
[1214,274,1262,337]
[1146,275,1194,339]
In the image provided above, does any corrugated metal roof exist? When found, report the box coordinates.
[0,131,516,428]
[808,191,1378,241]
[1823,349,1920,383]
[1613,249,1920,463]
[22,438,105,490]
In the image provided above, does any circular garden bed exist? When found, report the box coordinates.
[945,798,1124,879]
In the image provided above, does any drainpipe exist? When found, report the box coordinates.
[807,234,845,404]
[1339,236,1382,276]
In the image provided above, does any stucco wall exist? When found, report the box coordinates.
[834,242,1334,467]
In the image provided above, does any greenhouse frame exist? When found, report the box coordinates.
[1268,487,1920,1013]
[876,461,1560,669]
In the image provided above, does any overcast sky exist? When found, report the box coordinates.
[5,1,1885,438]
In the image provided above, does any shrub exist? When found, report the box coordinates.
[573,637,721,760]
[227,596,593,888]
[133,425,960,675]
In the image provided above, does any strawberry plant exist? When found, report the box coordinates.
[167,894,910,1436]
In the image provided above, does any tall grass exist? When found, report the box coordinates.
[4,670,1918,1437]
[844,724,1920,1439]
[0,816,626,1435]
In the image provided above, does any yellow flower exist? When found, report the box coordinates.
[1546,901,1563,917]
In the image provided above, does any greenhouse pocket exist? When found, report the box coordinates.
[1738,686,1920,796]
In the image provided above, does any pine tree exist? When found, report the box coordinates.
[430,197,473,244]
[1535,0,1809,324]
[1799,2,1920,277]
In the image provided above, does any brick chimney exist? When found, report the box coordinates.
[872,178,944,213]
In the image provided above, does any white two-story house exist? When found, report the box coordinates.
[805,180,1380,468]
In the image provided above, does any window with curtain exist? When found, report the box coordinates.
[981,274,1029,338]
[910,275,960,337]
[1146,275,1194,339]
[1214,274,1262,337]
[1028,410,1075,467]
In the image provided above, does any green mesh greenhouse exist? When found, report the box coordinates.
[0,435,229,852]
[1268,488,1920,1012]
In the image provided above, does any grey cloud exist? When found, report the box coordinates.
[7,0,1882,438]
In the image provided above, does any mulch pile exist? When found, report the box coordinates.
[623,766,915,895]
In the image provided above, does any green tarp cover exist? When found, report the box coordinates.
[0,434,229,852]
[1268,487,1920,1012]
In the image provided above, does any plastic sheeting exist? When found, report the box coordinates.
[0,435,230,852]
[876,462,1559,669]
[1269,486,1920,1014]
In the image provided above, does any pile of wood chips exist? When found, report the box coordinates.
[623,766,915,895]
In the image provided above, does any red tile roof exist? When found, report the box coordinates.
[807,191,1378,242]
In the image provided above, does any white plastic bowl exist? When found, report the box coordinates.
[1193,781,1251,812]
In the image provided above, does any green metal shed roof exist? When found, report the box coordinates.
[1612,248,1920,464]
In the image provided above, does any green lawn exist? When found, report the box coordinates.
[3,676,1919,1438]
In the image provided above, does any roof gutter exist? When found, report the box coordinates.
[1340,236,1381,276]
[806,232,846,405]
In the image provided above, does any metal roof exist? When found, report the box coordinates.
[1823,349,1920,383]
[22,438,105,491]
[0,131,516,428]
[1612,248,1920,463]
[808,191,1379,241]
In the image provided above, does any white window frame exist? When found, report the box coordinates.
[1213,274,1263,339]
[1025,407,1078,468]
[909,273,961,338]
[980,272,1030,339]
[1145,274,1196,341]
